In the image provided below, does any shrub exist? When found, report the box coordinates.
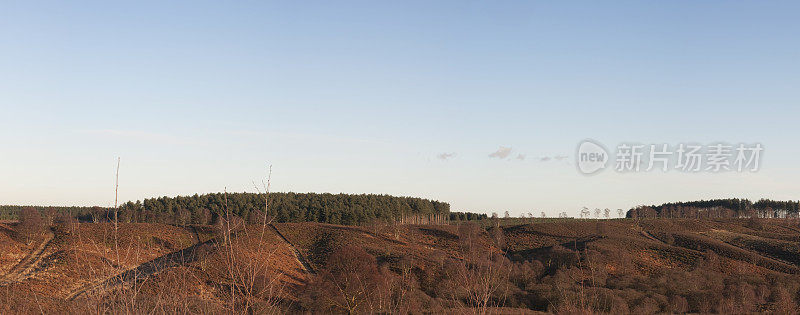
[54,212,79,235]
[303,246,405,314]
[16,207,47,243]
[668,295,688,313]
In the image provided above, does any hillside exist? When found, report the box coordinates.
[1,218,799,313]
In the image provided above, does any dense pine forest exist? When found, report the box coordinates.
[627,198,800,219]
[0,205,101,221]
[6,196,799,226]
[1,193,464,226]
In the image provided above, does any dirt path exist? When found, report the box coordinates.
[67,225,316,300]
[641,227,799,273]
[0,230,55,286]
[189,225,201,243]
[269,224,315,274]
[640,229,664,244]
[703,229,800,268]
[780,224,800,234]
[65,238,215,300]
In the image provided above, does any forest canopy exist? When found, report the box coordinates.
[1,192,459,226]
[627,198,800,218]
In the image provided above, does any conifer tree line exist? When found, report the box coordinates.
[0,205,101,221]
[2,193,489,226]
[120,192,452,225]
[448,211,489,221]
[627,198,800,218]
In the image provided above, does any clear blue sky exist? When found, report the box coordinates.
[2,1,799,216]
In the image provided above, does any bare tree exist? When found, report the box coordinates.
[43,207,57,226]
[113,158,120,239]
[488,226,506,250]
[580,207,591,219]
[54,212,78,234]
[304,245,408,314]
[176,208,191,227]
[113,157,121,271]
[207,165,285,314]
[445,223,511,314]
[16,207,46,243]
[198,208,212,225]
[603,208,610,219]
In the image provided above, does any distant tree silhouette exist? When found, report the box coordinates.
[117,192,452,226]
[625,198,800,219]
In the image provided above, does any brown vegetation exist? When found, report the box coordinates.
[15,207,48,243]
[1,218,800,313]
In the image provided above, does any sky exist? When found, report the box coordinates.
[1,1,799,217]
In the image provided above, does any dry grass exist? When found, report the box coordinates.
[2,218,800,313]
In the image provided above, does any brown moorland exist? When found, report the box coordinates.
[0,218,799,314]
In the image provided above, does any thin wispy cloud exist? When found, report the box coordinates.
[80,129,189,145]
[437,152,456,160]
[489,146,513,159]
[516,154,526,160]
[224,129,383,145]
